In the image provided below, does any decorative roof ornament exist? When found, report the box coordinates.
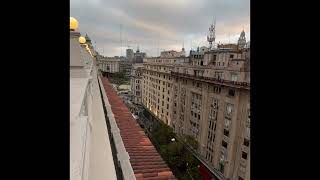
[238,29,247,49]
[79,36,86,44]
[70,17,78,31]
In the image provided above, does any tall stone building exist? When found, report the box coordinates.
[126,48,134,61]
[141,31,250,180]
[133,47,146,63]
[130,63,144,104]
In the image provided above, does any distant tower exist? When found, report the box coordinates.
[238,30,247,49]
[182,40,185,52]
[207,19,216,50]
[181,40,185,57]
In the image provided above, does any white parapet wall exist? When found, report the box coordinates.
[70,53,118,180]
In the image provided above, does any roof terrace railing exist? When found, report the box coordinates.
[171,72,250,89]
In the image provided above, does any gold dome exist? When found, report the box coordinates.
[79,36,86,44]
[70,17,79,31]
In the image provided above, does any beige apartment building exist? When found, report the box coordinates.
[142,49,187,126]
[141,31,250,180]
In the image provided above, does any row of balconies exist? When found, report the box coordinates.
[171,72,250,89]
[191,108,201,114]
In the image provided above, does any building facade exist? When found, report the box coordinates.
[160,49,185,58]
[126,48,134,62]
[141,31,250,180]
[141,49,189,126]
[133,49,146,63]
[142,62,175,126]
[130,63,144,104]
[97,56,120,73]
[119,60,132,75]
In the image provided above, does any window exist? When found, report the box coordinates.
[213,98,219,109]
[224,129,229,137]
[246,127,250,137]
[226,104,234,116]
[243,138,250,147]
[167,98,170,102]
[219,163,224,173]
[230,54,234,58]
[167,104,169,109]
[162,101,164,106]
[167,112,169,116]
[248,109,251,125]
[239,177,244,180]
[231,74,238,81]
[242,152,248,160]
[198,114,200,120]
[222,140,228,148]
[228,89,235,96]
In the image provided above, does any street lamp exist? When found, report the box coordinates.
[171,138,176,142]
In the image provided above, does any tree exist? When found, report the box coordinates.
[184,135,198,150]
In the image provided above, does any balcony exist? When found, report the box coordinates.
[240,158,247,167]
[241,145,249,152]
[171,72,250,90]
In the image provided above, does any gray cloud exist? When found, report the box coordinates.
[71,0,250,57]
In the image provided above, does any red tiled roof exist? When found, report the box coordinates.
[101,77,176,180]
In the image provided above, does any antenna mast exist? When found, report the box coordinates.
[207,17,216,50]
[120,24,123,57]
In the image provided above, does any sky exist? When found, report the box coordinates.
[71,0,250,57]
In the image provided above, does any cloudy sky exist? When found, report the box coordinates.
[71,0,250,57]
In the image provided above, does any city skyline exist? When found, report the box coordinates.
[71,0,250,57]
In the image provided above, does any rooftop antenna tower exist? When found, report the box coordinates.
[207,17,216,50]
[157,38,159,57]
[120,24,123,57]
